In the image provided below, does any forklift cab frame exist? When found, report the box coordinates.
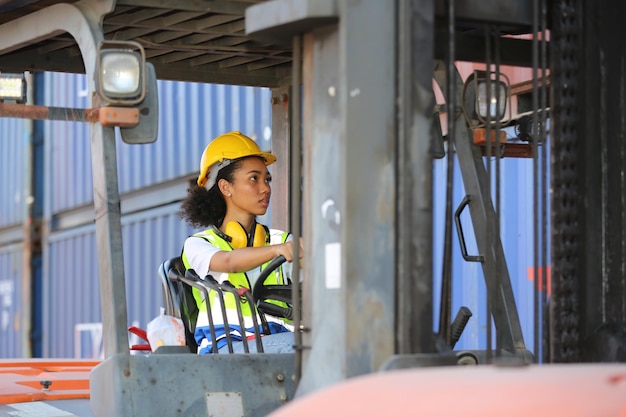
[1,0,626,416]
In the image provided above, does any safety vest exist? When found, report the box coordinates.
[181,227,291,352]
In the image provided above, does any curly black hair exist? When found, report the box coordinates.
[179,157,263,228]
[179,185,225,229]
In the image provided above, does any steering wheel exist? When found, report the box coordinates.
[252,255,294,320]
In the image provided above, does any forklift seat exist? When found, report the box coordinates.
[157,257,268,354]
[158,257,198,352]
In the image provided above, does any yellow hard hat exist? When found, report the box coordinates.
[197,131,276,188]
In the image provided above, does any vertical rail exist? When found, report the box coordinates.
[395,0,439,354]
[539,0,550,364]
[494,27,504,357]
[397,0,436,354]
[491,25,504,358]
[481,23,506,359]
[438,0,456,348]
[484,27,494,361]
[531,0,551,364]
[91,124,130,356]
[21,72,35,358]
[290,34,303,381]
[532,0,539,360]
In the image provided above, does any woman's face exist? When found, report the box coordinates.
[226,156,272,217]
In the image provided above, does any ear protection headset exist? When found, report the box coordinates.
[213,222,269,249]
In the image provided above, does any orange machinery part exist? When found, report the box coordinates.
[269,364,626,417]
[0,359,99,404]
[473,127,507,145]
[99,106,140,127]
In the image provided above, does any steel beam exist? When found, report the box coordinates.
[396,0,437,355]
[269,86,291,232]
[434,0,534,29]
[337,0,396,377]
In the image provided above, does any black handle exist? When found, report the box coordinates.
[450,306,473,349]
[257,301,293,321]
[454,195,484,262]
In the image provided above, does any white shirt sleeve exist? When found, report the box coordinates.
[183,236,220,280]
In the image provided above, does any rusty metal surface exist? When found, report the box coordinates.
[0,102,99,122]
[0,0,292,87]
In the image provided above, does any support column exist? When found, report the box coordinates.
[298,0,397,394]
[270,86,291,231]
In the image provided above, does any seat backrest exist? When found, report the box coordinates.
[158,257,198,352]
[160,259,268,354]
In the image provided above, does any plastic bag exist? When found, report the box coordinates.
[146,308,185,352]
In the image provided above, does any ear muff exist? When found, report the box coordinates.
[222,222,267,249]
[251,223,267,248]
[224,221,248,249]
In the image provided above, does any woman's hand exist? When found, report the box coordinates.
[274,238,304,263]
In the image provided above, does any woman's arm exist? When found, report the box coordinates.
[210,240,301,273]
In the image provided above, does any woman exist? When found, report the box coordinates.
[179,131,301,354]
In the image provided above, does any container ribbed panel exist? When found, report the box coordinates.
[0,244,23,358]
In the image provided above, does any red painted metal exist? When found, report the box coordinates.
[0,103,139,127]
[270,364,626,417]
[0,359,98,404]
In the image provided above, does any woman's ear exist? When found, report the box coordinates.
[218,178,231,197]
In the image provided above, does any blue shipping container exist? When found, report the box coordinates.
[0,116,26,228]
[43,203,195,358]
[42,72,273,215]
[0,244,23,358]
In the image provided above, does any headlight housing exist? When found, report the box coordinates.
[462,70,510,127]
[97,41,146,105]
[476,79,507,121]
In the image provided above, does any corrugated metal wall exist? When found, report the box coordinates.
[0,244,23,357]
[42,73,274,205]
[0,100,27,358]
[43,72,92,213]
[116,81,273,192]
[121,205,196,331]
[44,224,99,358]
[38,72,273,358]
[0,116,25,228]
[43,204,196,358]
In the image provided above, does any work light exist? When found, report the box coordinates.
[0,73,27,103]
[96,41,146,105]
[476,79,507,120]
[462,70,510,127]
